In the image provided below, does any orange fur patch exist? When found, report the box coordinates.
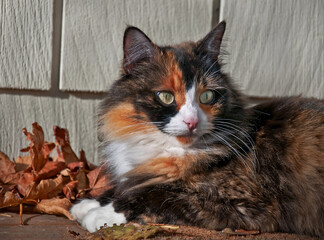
[176,136,194,145]
[128,154,199,180]
[99,103,158,139]
[159,52,186,111]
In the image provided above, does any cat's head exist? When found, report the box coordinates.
[99,21,245,148]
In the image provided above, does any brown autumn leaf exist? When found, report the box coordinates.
[23,122,44,153]
[75,169,89,198]
[63,180,78,200]
[0,152,16,184]
[16,172,36,196]
[35,161,66,182]
[25,175,67,200]
[14,155,32,172]
[43,142,56,159]
[0,188,21,209]
[54,126,80,165]
[34,198,74,220]
[22,122,47,171]
[66,161,89,198]
[60,168,71,177]
[79,149,88,169]
[67,162,85,172]
[87,165,112,197]
[79,149,96,170]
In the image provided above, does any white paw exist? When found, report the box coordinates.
[70,199,100,222]
[81,203,127,233]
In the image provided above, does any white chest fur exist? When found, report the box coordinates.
[104,131,186,177]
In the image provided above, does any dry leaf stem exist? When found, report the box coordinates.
[19,203,24,225]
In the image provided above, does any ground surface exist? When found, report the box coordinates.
[0,210,320,240]
[0,211,87,240]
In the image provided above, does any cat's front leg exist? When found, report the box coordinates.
[70,199,127,233]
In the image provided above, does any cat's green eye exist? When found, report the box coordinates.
[156,91,175,106]
[199,90,215,105]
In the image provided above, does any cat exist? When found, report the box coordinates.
[70,21,324,237]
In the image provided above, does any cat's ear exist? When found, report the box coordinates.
[196,21,226,61]
[123,26,158,73]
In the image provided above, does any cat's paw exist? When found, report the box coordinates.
[70,199,100,222]
[81,203,127,233]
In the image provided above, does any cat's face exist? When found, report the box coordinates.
[100,22,243,148]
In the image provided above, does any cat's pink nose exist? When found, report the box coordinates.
[184,119,198,131]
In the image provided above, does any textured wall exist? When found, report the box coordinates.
[60,0,215,92]
[220,0,324,98]
[0,0,53,90]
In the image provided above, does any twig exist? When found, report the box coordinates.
[0,213,12,218]
[147,223,179,229]
[19,203,24,225]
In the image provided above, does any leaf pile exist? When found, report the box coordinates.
[0,122,112,221]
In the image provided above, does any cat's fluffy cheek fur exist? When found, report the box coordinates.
[81,203,127,233]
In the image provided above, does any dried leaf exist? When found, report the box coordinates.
[16,172,36,196]
[14,155,32,172]
[25,175,67,200]
[23,122,44,153]
[60,168,71,177]
[67,162,85,172]
[89,223,163,240]
[34,198,73,220]
[75,169,88,198]
[43,142,56,159]
[0,152,16,184]
[54,126,80,164]
[0,188,21,209]
[31,146,46,172]
[87,166,102,188]
[63,180,78,200]
[35,161,66,182]
[87,165,111,197]
[22,122,47,171]
[66,162,89,198]
[79,149,91,170]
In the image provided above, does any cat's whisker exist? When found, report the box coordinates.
[214,121,255,145]
[211,128,257,172]
[206,131,244,162]
[213,121,259,168]
[203,60,219,79]
[214,118,243,123]
[212,132,254,174]
[201,135,211,151]
[206,128,252,171]
[205,70,221,81]
[213,123,256,152]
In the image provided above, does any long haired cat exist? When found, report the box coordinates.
[70,21,324,237]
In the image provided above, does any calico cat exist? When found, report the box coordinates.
[70,21,324,237]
